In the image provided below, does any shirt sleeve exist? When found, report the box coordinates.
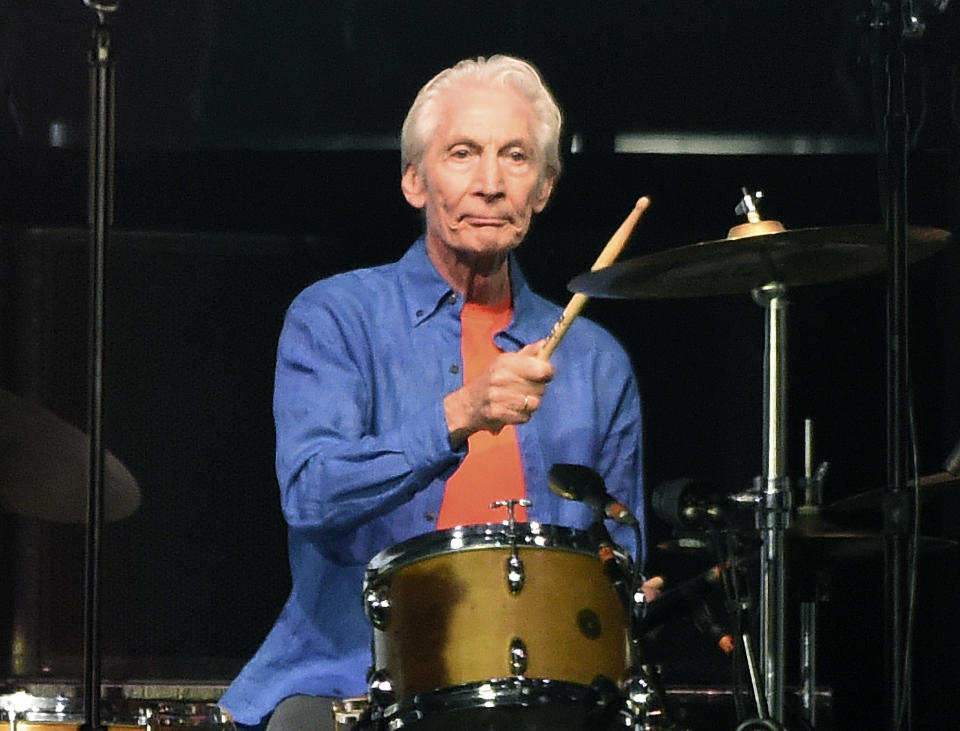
[595,347,647,566]
[272,297,463,538]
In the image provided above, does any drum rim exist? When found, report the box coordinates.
[365,522,597,578]
[369,676,624,726]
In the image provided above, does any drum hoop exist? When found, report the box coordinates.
[370,677,619,724]
[365,522,597,579]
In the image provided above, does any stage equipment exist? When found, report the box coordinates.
[568,188,950,726]
[82,1,120,729]
[0,390,139,523]
[361,522,636,729]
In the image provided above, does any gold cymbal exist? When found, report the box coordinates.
[568,224,951,299]
[0,390,141,523]
[825,471,960,519]
[788,511,956,566]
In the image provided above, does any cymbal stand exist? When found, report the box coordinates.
[81,1,118,730]
[739,628,771,725]
[750,282,792,727]
[797,419,830,729]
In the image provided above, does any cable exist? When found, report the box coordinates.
[896,376,922,730]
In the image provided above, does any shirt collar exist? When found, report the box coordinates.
[397,236,555,346]
[397,236,457,327]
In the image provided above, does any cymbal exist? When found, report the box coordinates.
[0,390,141,523]
[568,224,951,299]
[788,511,956,566]
[825,471,960,519]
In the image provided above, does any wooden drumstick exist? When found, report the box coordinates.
[539,196,651,360]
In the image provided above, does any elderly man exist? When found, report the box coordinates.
[220,54,646,731]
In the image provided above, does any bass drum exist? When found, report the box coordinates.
[361,522,632,730]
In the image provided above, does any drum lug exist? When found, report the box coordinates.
[508,637,528,676]
[368,668,397,709]
[505,551,525,594]
[364,584,391,630]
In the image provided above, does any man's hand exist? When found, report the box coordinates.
[444,340,554,448]
[640,575,665,604]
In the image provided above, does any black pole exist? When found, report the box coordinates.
[874,1,914,728]
[83,2,117,730]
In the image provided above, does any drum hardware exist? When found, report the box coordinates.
[364,670,395,712]
[796,421,826,730]
[738,629,767,722]
[79,0,121,728]
[508,638,529,676]
[569,188,950,726]
[331,696,369,731]
[362,585,391,631]
[491,499,532,594]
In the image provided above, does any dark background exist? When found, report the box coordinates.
[1,2,958,729]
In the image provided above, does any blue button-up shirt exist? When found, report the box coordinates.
[220,237,645,725]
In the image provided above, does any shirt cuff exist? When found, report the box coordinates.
[402,398,465,486]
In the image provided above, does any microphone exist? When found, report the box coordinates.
[651,478,726,531]
[548,463,638,526]
[586,521,631,607]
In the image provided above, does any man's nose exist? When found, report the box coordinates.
[474,151,505,196]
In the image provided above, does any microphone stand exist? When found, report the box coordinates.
[868,2,917,727]
[82,2,118,730]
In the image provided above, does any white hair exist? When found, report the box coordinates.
[400,55,562,180]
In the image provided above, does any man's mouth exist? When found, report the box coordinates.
[460,215,507,226]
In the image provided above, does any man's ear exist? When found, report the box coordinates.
[401,165,427,209]
[532,174,556,213]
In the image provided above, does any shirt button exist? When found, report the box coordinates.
[447,293,457,305]
[415,309,424,317]
[449,364,460,374]
[424,512,436,522]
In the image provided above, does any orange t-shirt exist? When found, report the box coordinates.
[436,298,527,529]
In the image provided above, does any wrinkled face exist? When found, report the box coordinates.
[401,83,554,263]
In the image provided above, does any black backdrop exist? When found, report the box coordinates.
[2,2,959,729]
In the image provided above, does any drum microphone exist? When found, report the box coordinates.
[548,463,639,526]
[651,478,726,531]
[586,521,631,607]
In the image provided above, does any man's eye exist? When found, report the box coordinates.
[508,150,528,162]
[450,148,471,159]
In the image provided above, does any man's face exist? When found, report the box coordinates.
[402,83,554,264]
